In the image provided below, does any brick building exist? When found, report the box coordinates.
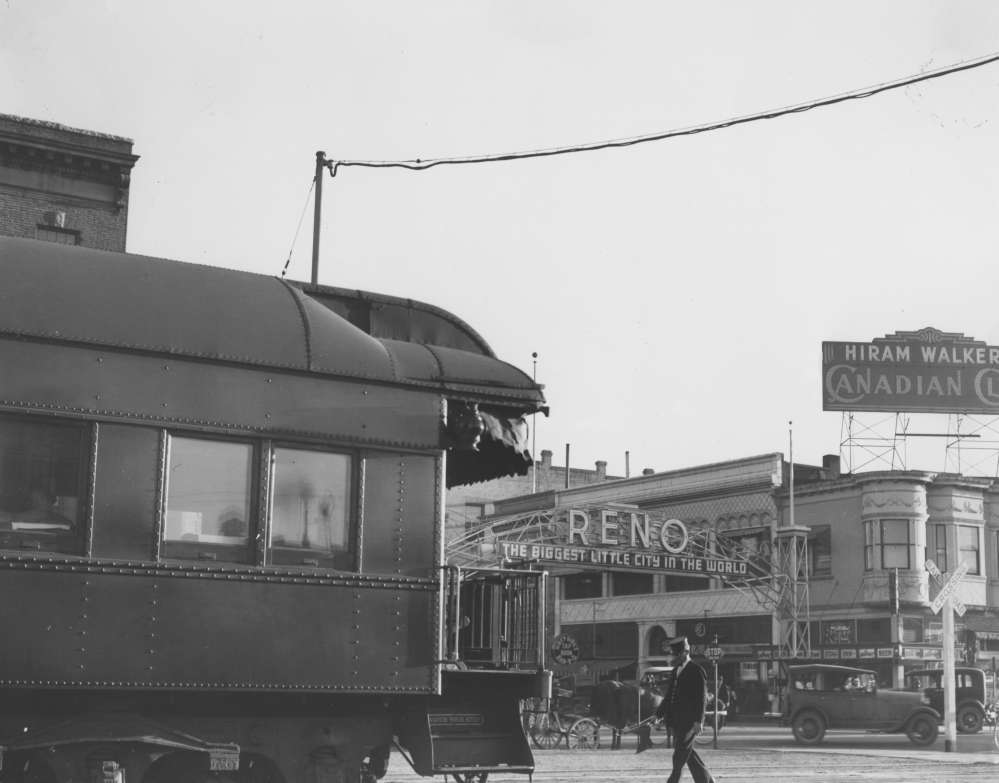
[0,114,138,251]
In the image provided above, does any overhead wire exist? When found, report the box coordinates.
[327,50,999,177]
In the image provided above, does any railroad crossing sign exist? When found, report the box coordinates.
[926,559,968,616]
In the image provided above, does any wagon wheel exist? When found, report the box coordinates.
[449,774,488,783]
[530,712,562,749]
[566,717,601,750]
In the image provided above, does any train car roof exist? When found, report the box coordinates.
[0,236,544,413]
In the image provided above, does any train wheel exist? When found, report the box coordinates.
[449,774,488,783]
[360,743,391,782]
[238,755,285,783]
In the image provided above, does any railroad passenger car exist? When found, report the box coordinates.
[0,236,550,783]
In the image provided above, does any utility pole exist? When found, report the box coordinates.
[531,352,538,493]
[311,150,326,285]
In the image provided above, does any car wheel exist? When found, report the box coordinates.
[791,710,826,745]
[957,705,984,734]
[906,714,939,746]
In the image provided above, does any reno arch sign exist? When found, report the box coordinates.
[498,508,749,576]
[823,327,999,414]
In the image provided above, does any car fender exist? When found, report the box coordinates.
[894,707,940,732]
[790,705,830,729]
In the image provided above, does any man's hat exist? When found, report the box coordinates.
[668,636,690,655]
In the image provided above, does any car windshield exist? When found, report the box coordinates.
[791,669,876,693]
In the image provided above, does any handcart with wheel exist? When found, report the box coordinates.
[522,690,602,750]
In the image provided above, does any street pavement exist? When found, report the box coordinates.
[382,723,999,782]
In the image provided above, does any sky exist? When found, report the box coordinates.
[5,1,999,479]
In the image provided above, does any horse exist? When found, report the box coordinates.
[588,680,664,750]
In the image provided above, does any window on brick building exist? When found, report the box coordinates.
[927,523,947,572]
[562,571,602,599]
[864,518,910,570]
[36,225,80,245]
[809,525,832,577]
[610,570,653,596]
[902,616,923,643]
[661,573,710,592]
[958,525,981,575]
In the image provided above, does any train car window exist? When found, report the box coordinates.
[0,415,88,555]
[270,447,352,569]
[162,436,254,564]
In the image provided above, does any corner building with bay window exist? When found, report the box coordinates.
[479,452,999,716]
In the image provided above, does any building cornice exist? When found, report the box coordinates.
[493,453,784,515]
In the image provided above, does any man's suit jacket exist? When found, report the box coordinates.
[657,661,707,731]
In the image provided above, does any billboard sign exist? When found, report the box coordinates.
[823,327,999,413]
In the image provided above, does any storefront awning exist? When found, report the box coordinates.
[964,615,999,638]
[550,658,637,679]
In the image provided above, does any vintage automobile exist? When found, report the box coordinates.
[906,666,988,733]
[640,666,675,696]
[786,664,940,746]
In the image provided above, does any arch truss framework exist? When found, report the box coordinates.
[446,508,812,660]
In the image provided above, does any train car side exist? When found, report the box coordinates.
[0,237,548,783]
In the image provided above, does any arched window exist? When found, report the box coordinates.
[647,625,670,657]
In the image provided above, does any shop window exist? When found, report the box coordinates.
[598,621,638,658]
[902,616,924,643]
[611,570,653,596]
[558,622,638,659]
[163,436,254,564]
[677,614,770,645]
[927,523,948,572]
[270,446,353,569]
[662,573,710,592]
[0,415,88,555]
[565,624,595,658]
[958,525,980,575]
[857,617,891,644]
[821,619,856,645]
[809,525,831,577]
[864,518,910,570]
[35,225,80,245]
[563,572,602,599]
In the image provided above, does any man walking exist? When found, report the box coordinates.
[655,636,715,783]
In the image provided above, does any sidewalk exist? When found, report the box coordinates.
[623,722,999,765]
[781,744,999,765]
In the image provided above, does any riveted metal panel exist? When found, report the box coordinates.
[0,340,441,449]
[0,565,437,692]
[361,454,440,577]
[91,424,159,560]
